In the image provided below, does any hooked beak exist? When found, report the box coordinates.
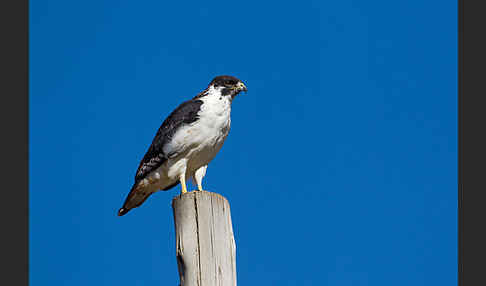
[236,81,247,93]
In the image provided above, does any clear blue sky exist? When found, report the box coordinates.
[30,0,457,285]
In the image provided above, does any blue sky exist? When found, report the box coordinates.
[30,0,457,285]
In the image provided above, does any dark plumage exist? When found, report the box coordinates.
[118,100,203,216]
[135,99,204,183]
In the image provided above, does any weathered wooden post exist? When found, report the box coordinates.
[172,191,237,286]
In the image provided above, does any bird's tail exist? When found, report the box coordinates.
[118,182,153,216]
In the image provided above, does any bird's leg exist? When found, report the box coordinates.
[193,165,207,192]
[179,174,188,194]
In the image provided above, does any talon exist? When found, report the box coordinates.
[180,174,188,194]
[180,181,188,194]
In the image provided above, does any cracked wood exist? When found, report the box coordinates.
[172,191,237,286]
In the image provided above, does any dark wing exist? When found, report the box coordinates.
[134,99,204,182]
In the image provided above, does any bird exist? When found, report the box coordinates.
[118,75,247,216]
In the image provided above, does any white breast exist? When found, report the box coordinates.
[164,89,232,180]
[187,92,232,166]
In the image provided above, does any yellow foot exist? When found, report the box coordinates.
[181,184,188,194]
[180,175,188,194]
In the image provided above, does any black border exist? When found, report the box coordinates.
[458,0,463,284]
[461,0,486,285]
[0,0,29,285]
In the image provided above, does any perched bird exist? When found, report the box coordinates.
[118,75,247,216]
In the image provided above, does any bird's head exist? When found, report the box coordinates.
[209,75,247,99]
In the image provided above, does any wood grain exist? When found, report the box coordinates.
[172,191,236,286]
